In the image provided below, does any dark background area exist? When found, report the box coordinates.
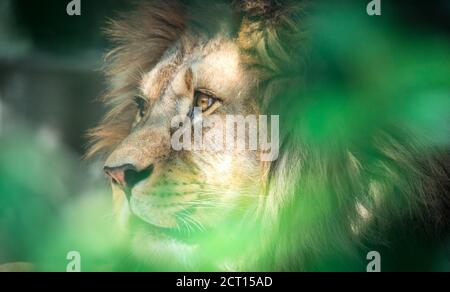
[0,0,131,154]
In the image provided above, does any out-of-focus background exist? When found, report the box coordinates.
[0,0,449,271]
[0,0,132,269]
[0,0,133,154]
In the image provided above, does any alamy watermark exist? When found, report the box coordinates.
[64,250,380,272]
[67,1,380,17]
[66,251,81,272]
[367,251,381,272]
[170,108,280,162]
[367,0,382,16]
[67,0,81,16]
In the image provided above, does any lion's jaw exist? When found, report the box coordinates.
[105,38,265,270]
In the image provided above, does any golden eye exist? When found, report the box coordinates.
[196,94,213,111]
[194,90,221,113]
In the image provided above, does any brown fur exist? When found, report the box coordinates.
[87,1,186,158]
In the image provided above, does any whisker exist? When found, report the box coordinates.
[174,213,190,235]
[181,213,205,233]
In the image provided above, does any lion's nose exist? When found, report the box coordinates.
[104,164,154,194]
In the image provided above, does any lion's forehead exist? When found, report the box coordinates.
[140,42,186,101]
[140,37,251,103]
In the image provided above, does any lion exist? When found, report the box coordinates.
[87,0,450,271]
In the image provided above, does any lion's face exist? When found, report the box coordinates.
[103,37,265,267]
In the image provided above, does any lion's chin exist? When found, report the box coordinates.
[129,211,204,243]
[128,215,199,270]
